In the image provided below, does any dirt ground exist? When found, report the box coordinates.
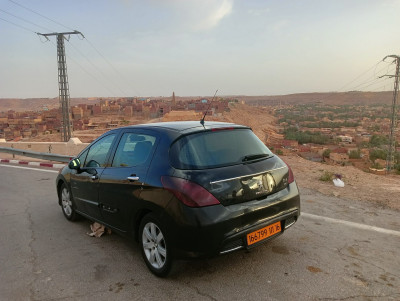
[221,104,277,141]
[20,104,400,211]
[284,154,400,211]
[220,105,400,212]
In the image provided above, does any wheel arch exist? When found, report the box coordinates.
[56,179,65,205]
[56,175,72,206]
[133,208,152,242]
[132,203,170,242]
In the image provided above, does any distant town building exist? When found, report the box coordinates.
[337,135,353,143]
[172,92,176,106]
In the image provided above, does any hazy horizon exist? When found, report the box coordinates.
[0,90,394,100]
[1,0,400,98]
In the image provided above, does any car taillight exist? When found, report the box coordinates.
[287,163,295,184]
[281,160,295,184]
[161,176,220,208]
[211,127,234,131]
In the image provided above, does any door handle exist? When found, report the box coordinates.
[127,176,140,181]
[103,208,118,213]
[91,175,98,180]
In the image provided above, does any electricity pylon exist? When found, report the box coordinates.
[382,55,400,173]
[37,31,84,142]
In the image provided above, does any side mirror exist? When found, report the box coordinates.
[68,158,81,170]
[86,168,98,176]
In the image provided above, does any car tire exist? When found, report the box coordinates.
[139,213,172,277]
[59,183,78,221]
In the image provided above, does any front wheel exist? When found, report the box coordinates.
[139,213,172,277]
[59,183,78,221]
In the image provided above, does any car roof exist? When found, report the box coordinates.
[120,121,249,134]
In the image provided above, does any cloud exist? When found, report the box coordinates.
[117,0,233,34]
[151,0,233,32]
[194,0,233,30]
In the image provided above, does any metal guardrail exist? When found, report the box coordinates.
[0,147,72,163]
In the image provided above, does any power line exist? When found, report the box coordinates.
[374,60,395,79]
[7,0,75,31]
[349,72,391,91]
[6,0,141,96]
[47,40,119,98]
[84,37,141,96]
[307,60,396,104]
[67,39,128,97]
[369,83,393,92]
[0,8,134,97]
[67,54,118,97]
[0,16,37,33]
[0,8,53,32]
[336,60,383,92]
[352,76,392,91]
[341,61,394,92]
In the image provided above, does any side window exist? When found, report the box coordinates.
[84,134,116,168]
[112,133,156,167]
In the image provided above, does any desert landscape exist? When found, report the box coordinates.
[1,93,399,211]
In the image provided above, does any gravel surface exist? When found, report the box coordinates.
[285,155,400,211]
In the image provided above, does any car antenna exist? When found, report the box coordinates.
[200,89,218,126]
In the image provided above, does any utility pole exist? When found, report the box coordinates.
[37,31,84,142]
[382,55,400,173]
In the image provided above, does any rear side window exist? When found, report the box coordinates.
[170,129,272,169]
[112,133,156,167]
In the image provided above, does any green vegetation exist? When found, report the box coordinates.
[274,103,400,177]
[276,104,393,127]
[284,127,330,145]
[322,149,331,158]
[371,161,384,169]
[369,135,388,147]
[302,121,360,128]
[369,149,387,162]
[349,149,361,159]
[319,171,333,182]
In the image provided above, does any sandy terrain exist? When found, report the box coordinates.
[221,105,400,211]
[16,103,400,212]
[284,155,400,211]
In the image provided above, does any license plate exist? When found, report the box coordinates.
[246,221,281,246]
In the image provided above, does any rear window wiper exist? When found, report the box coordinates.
[242,153,271,162]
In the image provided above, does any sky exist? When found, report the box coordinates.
[1,0,400,98]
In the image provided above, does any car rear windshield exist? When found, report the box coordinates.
[170,128,273,170]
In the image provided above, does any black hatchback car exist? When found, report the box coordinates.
[56,121,300,276]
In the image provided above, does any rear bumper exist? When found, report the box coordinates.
[165,182,300,259]
[219,209,299,255]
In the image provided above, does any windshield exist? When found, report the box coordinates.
[170,128,273,170]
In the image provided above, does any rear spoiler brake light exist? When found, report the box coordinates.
[211,127,235,131]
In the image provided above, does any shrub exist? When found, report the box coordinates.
[322,149,331,158]
[319,171,333,182]
[349,149,361,159]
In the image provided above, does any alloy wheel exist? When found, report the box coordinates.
[142,222,167,269]
[61,187,72,217]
